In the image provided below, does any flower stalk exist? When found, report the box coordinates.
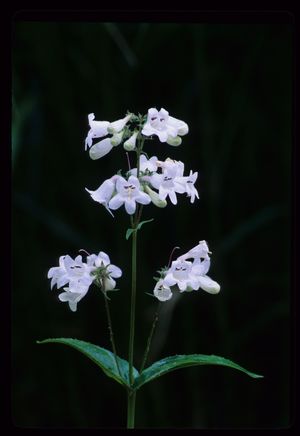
[140,302,161,373]
[102,289,122,377]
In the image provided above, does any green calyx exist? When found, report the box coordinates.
[91,265,112,286]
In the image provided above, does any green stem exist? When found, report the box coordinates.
[128,226,137,386]
[126,133,145,429]
[103,291,122,377]
[140,302,161,373]
[127,391,136,429]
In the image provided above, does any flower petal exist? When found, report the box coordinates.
[177,281,187,291]
[168,190,178,205]
[135,192,151,205]
[156,130,168,142]
[104,277,116,291]
[124,199,136,215]
[163,274,177,287]
[69,301,78,312]
[108,264,122,278]
[109,195,124,210]
[98,251,110,265]
[57,275,69,289]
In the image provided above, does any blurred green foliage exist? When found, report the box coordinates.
[12,21,291,428]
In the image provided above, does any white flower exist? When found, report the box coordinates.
[85,113,132,159]
[108,175,151,215]
[108,114,132,134]
[129,155,159,178]
[85,113,110,150]
[124,131,138,151]
[151,162,185,205]
[93,251,122,279]
[63,255,94,287]
[86,178,115,205]
[86,176,120,217]
[47,255,69,289]
[157,158,184,176]
[58,282,90,312]
[167,114,189,136]
[163,260,199,292]
[48,251,123,311]
[92,251,122,291]
[177,240,211,262]
[153,241,220,302]
[48,254,94,311]
[153,279,173,302]
[178,170,199,203]
[89,138,113,160]
[142,107,188,143]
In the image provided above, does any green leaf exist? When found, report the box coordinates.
[126,218,154,240]
[37,338,139,388]
[126,228,134,240]
[133,354,263,390]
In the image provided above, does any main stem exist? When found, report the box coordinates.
[127,140,142,429]
[128,228,137,385]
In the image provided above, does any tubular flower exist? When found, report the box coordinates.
[153,241,220,302]
[85,112,132,159]
[47,251,122,311]
[108,175,151,215]
[150,160,185,205]
[142,107,189,143]
[85,176,120,217]
[164,260,200,292]
[85,113,110,150]
[153,279,173,302]
[177,170,199,203]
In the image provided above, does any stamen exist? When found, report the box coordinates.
[79,249,91,256]
[167,246,180,268]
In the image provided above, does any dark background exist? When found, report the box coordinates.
[12,19,292,428]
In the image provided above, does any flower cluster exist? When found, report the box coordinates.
[47,252,122,312]
[85,112,133,160]
[86,155,199,215]
[153,241,220,302]
[84,107,189,161]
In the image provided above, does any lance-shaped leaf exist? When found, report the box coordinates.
[37,338,139,388]
[133,354,263,390]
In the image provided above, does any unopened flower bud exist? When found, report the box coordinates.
[110,130,125,146]
[144,185,167,208]
[166,135,182,146]
[123,131,138,151]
